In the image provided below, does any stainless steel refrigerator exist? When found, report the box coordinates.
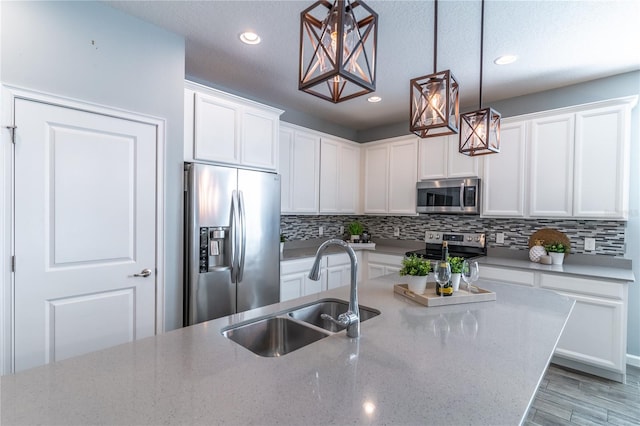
[183,162,281,326]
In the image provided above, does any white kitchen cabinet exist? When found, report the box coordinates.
[528,113,575,217]
[481,120,527,217]
[480,265,535,286]
[184,81,282,171]
[280,257,326,302]
[279,124,321,214]
[573,105,631,219]
[320,138,360,214]
[418,134,479,180]
[366,252,403,280]
[363,136,418,215]
[539,273,628,382]
[326,251,363,289]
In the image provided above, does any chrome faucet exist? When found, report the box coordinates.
[308,239,360,338]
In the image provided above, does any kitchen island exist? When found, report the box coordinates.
[1,274,574,425]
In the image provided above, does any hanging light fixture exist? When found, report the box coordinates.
[409,0,459,138]
[459,0,501,156]
[299,0,378,103]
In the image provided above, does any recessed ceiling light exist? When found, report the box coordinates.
[367,96,382,103]
[239,31,261,45]
[494,55,518,65]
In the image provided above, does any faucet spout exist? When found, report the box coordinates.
[308,239,360,338]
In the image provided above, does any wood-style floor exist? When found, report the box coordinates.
[525,364,640,425]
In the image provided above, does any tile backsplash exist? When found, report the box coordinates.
[280,215,627,257]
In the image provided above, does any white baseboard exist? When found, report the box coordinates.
[627,353,640,368]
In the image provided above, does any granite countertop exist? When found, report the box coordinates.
[1,274,574,425]
[282,238,635,282]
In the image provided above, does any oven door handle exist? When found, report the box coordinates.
[459,182,465,210]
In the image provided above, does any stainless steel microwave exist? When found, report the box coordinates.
[416,178,480,214]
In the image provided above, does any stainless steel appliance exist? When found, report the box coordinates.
[416,177,480,214]
[183,162,281,326]
[405,232,486,260]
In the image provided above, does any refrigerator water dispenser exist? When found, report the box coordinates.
[199,226,230,272]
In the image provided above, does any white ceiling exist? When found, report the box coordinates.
[106,0,640,132]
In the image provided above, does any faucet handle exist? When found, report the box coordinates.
[320,312,358,329]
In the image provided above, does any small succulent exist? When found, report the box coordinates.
[448,256,465,274]
[399,255,431,277]
[545,242,568,253]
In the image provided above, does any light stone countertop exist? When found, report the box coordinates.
[0,274,574,426]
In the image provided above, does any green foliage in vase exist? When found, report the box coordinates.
[448,256,465,274]
[399,255,431,276]
[347,221,364,236]
[545,242,569,253]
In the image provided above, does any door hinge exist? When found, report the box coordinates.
[5,125,17,144]
[11,256,15,272]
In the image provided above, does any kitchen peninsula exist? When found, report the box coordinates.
[0,274,573,425]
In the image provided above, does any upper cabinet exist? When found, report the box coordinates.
[364,136,418,215]
[319,138,360,214]
[482,97,636,220]
[482,120,527,217]
[184,81,283,171]
[418,134,480,180]
[279,124,321,214]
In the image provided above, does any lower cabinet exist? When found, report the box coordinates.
[326,252,364,290]
[366,252,403,280]
[280,257,326,302]
[481,263,630,382]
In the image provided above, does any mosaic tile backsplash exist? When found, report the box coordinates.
[280,215,627,257]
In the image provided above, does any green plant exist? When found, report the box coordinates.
[280,233,286,243]
[347,221,364,236]
[545,242,568,253]
[448,256,464,274]
[399,255,431,276]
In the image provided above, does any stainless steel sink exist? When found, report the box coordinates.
[222,317,329,357]
[288,298,381,332]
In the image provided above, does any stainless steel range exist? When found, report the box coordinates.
[405,232,487,260]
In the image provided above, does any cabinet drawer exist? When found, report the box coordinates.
[280,257,318,275]
[481,266,535,286]
[540,274,624,299]
[368,252,403,266]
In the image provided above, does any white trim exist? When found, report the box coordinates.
[0,84,166,374]
[627,353,640,369]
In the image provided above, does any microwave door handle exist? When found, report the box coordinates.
[459,182,465,210]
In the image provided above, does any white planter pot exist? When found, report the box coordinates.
[451,273,461,292]
[350,234,360,243]
[406,275,428,294]
[549,252,565,265]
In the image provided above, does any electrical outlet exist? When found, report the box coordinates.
[394,227,400,237]
[496,232,505,244]
[585,238,596,251]
[319,226,323,236]
[339,226,344,235]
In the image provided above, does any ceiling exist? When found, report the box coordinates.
[106,0,640,133]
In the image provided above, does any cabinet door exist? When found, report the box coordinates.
[528,114,574,217]
[242,107,278,171]
[447,136,479,178]
[303,273,325,296]
[327,266,350,290]
[388,138,418,214]
[338,143,359,213]
[573,105,629,219]
[280,273,303,302]
[418,136,447,180]
[319,139,340,213]
[194,92,240,165]
[367,263,387,280]
[278,127,294,212]
[292,131,320,213]
[482,121,527,217]
[363,144,389,213]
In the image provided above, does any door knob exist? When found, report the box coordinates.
[134,268,152,278]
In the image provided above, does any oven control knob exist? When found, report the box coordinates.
[475,236,481,242]
[467,236,473,242]
[435,234,440,239]
[428,234,433,239]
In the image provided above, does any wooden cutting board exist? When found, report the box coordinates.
[528,228,571,254]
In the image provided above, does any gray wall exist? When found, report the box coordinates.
[1,1,186,331]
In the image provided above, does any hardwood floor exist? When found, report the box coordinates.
[525,364,640,425]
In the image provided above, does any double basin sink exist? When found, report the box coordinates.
[221,299,380,357]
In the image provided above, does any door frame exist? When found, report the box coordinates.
[0,85,166,374]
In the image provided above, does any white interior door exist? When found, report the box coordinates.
[13,98,157,372]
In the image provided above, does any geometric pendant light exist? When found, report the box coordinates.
[299,0,378,103]
[459,0,501,156]
[410,0,460,138]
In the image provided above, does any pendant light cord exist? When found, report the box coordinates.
[479,0,485,109]
[433,0,438,73]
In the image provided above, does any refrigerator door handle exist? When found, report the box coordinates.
[237,190,247,282]
[231,190,240,282]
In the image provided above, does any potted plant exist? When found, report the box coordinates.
[280,233,285,253]
[347,221,364,243]
[448,256,464,291]
[399,255,431,294]
[545,242,568,265]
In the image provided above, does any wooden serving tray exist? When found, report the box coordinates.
[394,282,496,307]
